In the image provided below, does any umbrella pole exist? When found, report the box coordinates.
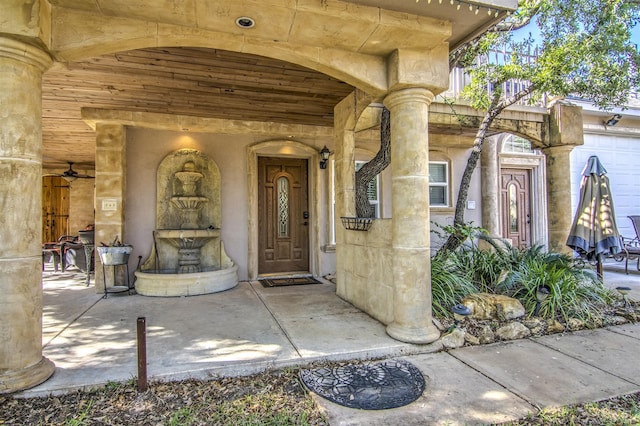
[596,253,603,281]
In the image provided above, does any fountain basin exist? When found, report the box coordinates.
[155,229,219,248]
[135,264,238,297]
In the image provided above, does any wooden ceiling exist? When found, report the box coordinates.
[42,47,355,168]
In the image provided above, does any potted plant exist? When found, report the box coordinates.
[97,236,133,265]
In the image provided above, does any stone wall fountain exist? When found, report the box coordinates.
[135,149,238,296]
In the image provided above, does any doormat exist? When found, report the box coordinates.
[260,277,322,287]
[300,359,425,410]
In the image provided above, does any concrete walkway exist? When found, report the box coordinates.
[17,259,640,425]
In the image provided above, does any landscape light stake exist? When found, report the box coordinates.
[616,286,632,309]
[534,285,550,316]
[447,303,471,333]
[137,317,148,392]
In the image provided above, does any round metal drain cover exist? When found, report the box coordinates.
[300,359,425,410]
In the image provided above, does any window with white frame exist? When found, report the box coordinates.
[355,161,380,218]
[429,161,449,207]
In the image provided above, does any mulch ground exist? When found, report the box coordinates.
[0,370,327,425]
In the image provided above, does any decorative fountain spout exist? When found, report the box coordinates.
[171,161,209,229]
[135,150,238,296]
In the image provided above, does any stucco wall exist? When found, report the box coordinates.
[68,178,95,235]
[125,128,252,279]
[429,146,483,249]
[336,219,394,324]
[125,127,335,280]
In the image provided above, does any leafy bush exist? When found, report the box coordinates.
[430,253,478,318]
[433,225,616,323]
[499,255,615,324]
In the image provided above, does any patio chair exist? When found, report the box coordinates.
[42,242,61,271]
[60,238,94,273]
[619,215,640,274]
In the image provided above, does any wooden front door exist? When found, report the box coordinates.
[42,176,70,243]
[500,169,531,248]
[258,157,309,274]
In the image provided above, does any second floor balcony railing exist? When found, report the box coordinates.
[443,46,638,109]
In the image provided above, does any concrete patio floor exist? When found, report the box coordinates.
[16,258,640,425]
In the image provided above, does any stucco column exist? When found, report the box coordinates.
[94,123,127,292]
[481,136,501,238]
[543,101,583,254]
[384,87,440,344]
[0,37,55,393]
[543,145,575,254]
[334,93,357,299]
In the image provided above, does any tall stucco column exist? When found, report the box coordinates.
[543,101,583,254]
[0,37,55,393]
[94,123,127,292]
[333,93,357,299]
[543,145,575,254]
[481,135,501,238]
[384,88,440,344]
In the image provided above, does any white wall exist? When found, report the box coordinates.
[571,134,640,239]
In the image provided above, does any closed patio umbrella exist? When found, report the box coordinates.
[566,156,620,277]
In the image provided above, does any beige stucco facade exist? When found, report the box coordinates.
[11,0,608,393]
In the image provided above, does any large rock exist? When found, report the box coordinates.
[496,322,531,340]
[462,293,525,320]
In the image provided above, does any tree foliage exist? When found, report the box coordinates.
[439,0,640,254]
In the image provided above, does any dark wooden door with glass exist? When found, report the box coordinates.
[258,157,309,274]
[500,168,531,248]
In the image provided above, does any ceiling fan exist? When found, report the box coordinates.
[44,162,95,182]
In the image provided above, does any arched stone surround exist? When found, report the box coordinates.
[45,1,454,97]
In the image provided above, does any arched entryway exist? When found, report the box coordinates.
[498,134,548,248]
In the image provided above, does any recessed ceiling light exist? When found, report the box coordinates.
[235,16,255,28]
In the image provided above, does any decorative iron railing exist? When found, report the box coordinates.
[443,47,638,108]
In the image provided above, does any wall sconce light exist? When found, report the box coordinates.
[319,146,331,169]
[605,114,622,126]
[534,285,550,316]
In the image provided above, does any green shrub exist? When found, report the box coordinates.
[434,225,616,323]
[500,255,615,324]
[430,253,478,318]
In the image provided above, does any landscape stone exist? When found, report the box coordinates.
[464,333,480,345]
[441,328,466,349]
[432,317,445,332]
[546,319,565,333]
[522,318,543,329]
[479,325,496,344]
[566,318,584,330]
[496,322,531,340]
[462,293,525,320]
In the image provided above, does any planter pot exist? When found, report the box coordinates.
[340,217,374,231]
[97,246,133,265]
